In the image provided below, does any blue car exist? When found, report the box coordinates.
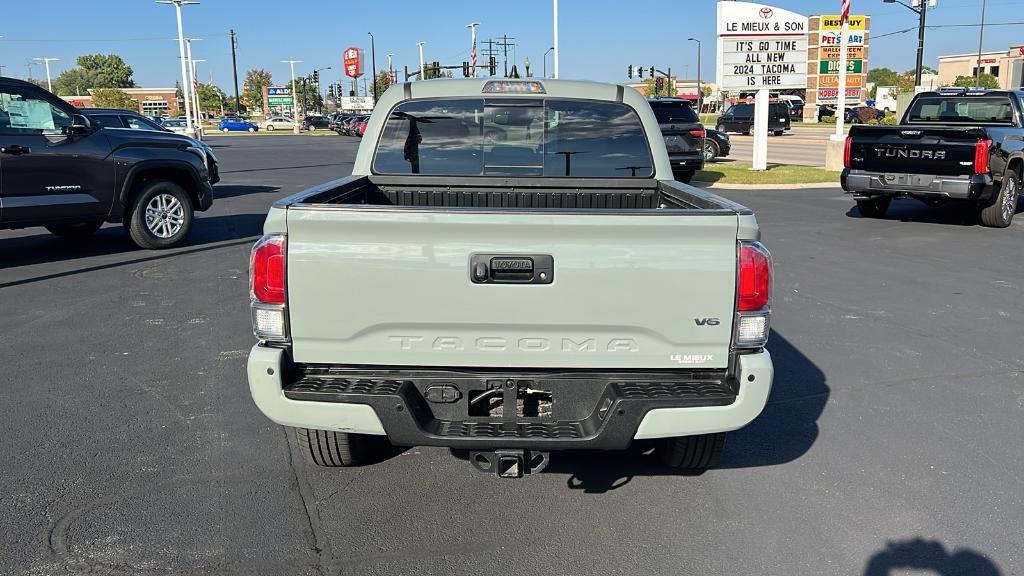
[218,116,259,132]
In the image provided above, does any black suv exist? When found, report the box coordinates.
[81,108,219,184]
[647,98,704,182]
[302,115,331,131]
[0,77,214,249]
[716,102,791,136]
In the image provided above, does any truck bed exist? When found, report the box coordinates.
[275,175,751,214]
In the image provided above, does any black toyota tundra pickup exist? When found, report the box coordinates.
[0,77,215,248]
[842,88,1024,227]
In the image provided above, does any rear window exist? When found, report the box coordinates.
[649,101,699,124]
[906,96,1015,124]
[373,98,653,177]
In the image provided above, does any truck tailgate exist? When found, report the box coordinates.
[848,125,987,176]
[285,208,739,370]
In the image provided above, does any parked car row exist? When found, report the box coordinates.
[333,113,370,137]
[818,104,887,124]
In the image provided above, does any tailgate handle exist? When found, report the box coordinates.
[470,254,553,285]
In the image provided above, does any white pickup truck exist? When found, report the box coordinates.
[247,79,775,478]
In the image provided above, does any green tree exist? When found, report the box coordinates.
[953,74,999,89]
[196,83,227,114]
[373,70,393,100]
[242,68,273,112]
[53,54,135,95]
[423,65,452,80]
[92,88,136,110]
[295,79,322,113]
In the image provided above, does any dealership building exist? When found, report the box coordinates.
[937,46,1024,89]
[61,88,180,116]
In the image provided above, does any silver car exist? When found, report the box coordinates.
[261,116,296,131]
[162,118,189,134]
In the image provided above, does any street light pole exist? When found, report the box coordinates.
[313,66,331,113]
[543,47,553,78]
[688,38,701,112]
[156,0,199,138]
[281,59,303,133]
[367,32,378,103]
[185,38,202,137]
[386,53,393,83]
[417,41,425,80]
[191,58,206,135]
[33,57,59,93]
[552,0,559,78]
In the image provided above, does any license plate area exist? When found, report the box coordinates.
[881,173,933,188]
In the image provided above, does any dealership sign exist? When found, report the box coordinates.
[340,96,374,111]
[343,47,365,78]
[716,1,809,91]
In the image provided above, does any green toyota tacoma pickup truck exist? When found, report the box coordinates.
[247,79,774,477]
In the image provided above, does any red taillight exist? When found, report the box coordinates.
[250,235,286,304]
[738,242,772,311]
[843,135,852,168]
[689,128,706,138]
[360,121,367,134]
[974,139,991,175]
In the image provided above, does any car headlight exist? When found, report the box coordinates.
[184,145,209,170]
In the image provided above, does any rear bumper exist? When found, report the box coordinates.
[842,169,994,201]
[247,345,773,449]
[668,152,704,172]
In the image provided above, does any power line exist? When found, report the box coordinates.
[873,21,1024,40]
[0,33,230,43]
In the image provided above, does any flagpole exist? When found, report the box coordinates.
[834,0,850,140]
[467,22,480,78]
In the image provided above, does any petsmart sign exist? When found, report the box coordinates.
[717,1,809,91]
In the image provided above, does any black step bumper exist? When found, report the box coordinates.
[281,365,737,450]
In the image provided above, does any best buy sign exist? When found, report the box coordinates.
[820,59,862,74]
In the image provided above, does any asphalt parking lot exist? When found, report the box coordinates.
[2,135,1022,576]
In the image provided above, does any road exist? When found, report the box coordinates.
[2,136,1022,576]
[721,130,832,167]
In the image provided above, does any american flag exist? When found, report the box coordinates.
[470,42,477,78]
[840,0,850,26]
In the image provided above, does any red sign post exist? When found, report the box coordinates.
[343,47,365,78]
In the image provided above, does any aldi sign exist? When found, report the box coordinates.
[343,47,365,78]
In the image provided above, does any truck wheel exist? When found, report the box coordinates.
[773,130,784,136]
[45,220,103,239]
[703,140,720,161]
[658,433,726,471]
[297,428,375,467]
[856,196,891,218]
[979,172,1019,228]
[126,180,194,249]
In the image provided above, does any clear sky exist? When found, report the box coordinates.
[0,0,1018,93]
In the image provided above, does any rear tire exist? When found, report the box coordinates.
[856,196,891,218]
[297,428,377,467]
[703,140,720,161]
[126,180,194,249]
[658,433,726,471]
[979,172,1019,228]
[715,123,725,133]
[266,124,275,131]
[221,127,229,133]
[45,220,103,239]
[773,130,784,136]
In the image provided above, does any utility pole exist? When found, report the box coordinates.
[156,0,198,138]
[281,59,303,133]
[915,1,928,86]
[496,35,517,78]
[417,41,425,80]
[33,57,59,93]
[230,29,241,113]
[482,39,499,76]
[975,0,987,87]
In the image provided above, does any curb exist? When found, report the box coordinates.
[693,181,841,190]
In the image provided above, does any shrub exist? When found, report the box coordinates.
[881,114,898,125]
[822,114,837,124]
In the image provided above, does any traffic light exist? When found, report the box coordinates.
[627,64,633,79]
[649,66,655,79]
[656,77,664,94]
[312,69,319,84]
[489,56,497,76]
[463,61,470,78]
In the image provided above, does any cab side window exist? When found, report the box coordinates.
[0,86,73,135]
